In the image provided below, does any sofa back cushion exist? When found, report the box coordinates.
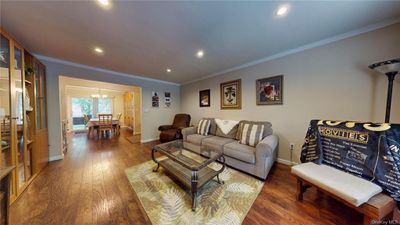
[172,114,191,129]
[236,120,273,140]
[197,119,212,136]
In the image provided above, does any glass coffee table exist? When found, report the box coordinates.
[152,140,226,211]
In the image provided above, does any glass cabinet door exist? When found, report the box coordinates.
[13,46,25,188]
[0,34,11,169]
[35,63,41,130]
[40,66,46,129]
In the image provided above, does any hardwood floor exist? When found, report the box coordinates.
[10,128,363,225]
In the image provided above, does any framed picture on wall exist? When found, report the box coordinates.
[164,92,171,108]
[220,79,241,109]
[199,89,210,107]
[152,91,159,107]
[256,75,283,105]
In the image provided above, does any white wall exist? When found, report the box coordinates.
[43,58,181,160]
[181,23,400,164]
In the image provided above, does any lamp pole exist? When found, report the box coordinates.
[384,71,398,123]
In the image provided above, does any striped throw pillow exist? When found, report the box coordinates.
[197,119,211,136]
[239,123,265,147]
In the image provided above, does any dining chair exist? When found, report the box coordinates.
[98,114,113,139]
[83,114,89,127]
[113,113,122,135]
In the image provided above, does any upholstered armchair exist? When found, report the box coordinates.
[158,114,191,143]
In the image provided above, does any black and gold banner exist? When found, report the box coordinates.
[301,120,400,202]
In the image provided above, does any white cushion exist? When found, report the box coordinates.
[291,162,382,207]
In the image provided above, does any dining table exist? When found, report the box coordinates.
[86,118,120,137]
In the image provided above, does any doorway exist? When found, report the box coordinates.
[59,76,142,139]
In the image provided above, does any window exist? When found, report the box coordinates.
[72,97,93,117]
[97,98,112,114]
[70,97,113,130]
[71,97,93,130]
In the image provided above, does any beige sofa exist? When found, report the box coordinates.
[182,119,278,180]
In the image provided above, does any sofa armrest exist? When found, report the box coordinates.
[182,126,197,141]
[256,134,279,159]
[158,125,173,131]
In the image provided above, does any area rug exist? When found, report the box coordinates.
[125,150,264,225]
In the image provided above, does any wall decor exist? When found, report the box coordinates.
[199,89,210,107]
[256,75,283,105]
[152,91,159,107]
[220,79,241,109]
[164,92,171,108]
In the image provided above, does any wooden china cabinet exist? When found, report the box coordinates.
[0,29,49,224]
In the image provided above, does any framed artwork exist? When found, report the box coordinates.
[256,75,283,105]
[152,91,159,107]
[164,92,171,108]
[199,89,210,107]
[220,79,241,109]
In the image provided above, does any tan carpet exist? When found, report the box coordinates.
[125,150,264,225]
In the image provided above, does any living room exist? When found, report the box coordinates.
[0,1,400,225]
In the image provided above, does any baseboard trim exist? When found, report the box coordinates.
[140,138,158,143]
[276,158,298,166]
[49,154,64,162]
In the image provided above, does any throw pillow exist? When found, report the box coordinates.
[239,123,266,147]
[215,119,240,139]
[197,119,211,136]
[236,120,272,140]
[203,118,217,135]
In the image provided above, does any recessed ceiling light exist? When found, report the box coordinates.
[94,47,104,54]
[97,0,110,7]
[166,68,172,73]
[276,5,289,17]
[196,50,204,58]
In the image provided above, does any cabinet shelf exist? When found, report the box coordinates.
[24,80,32,85]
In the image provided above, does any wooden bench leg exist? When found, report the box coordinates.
[363,215,372,225]
[297,179,304,201]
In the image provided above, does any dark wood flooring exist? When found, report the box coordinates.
[10,128,363,225]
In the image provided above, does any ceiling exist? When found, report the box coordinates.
[2,1,400,84]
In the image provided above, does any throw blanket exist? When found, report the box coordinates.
[301,120,400,203]
[215,119,239,135]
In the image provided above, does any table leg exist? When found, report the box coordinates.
[152,148,160,172]
[191,171,198,211]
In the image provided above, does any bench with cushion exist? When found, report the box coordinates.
[292,162,395,225]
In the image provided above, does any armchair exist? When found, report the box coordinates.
[158,114,191,143]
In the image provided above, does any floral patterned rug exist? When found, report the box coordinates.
[125,150,264,225]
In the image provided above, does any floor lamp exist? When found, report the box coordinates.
[369,58,400,123]
[370,58,400,212]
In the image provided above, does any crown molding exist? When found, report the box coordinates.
[183,18,400,85]
[33,54,181,86]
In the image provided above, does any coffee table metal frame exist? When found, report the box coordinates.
[152,140,225,211]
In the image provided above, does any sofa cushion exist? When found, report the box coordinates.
[291,162,382,207]
[202,136,234,153]
[223,141,256,164]
[187,134,211,146]
[236,120,273,140]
